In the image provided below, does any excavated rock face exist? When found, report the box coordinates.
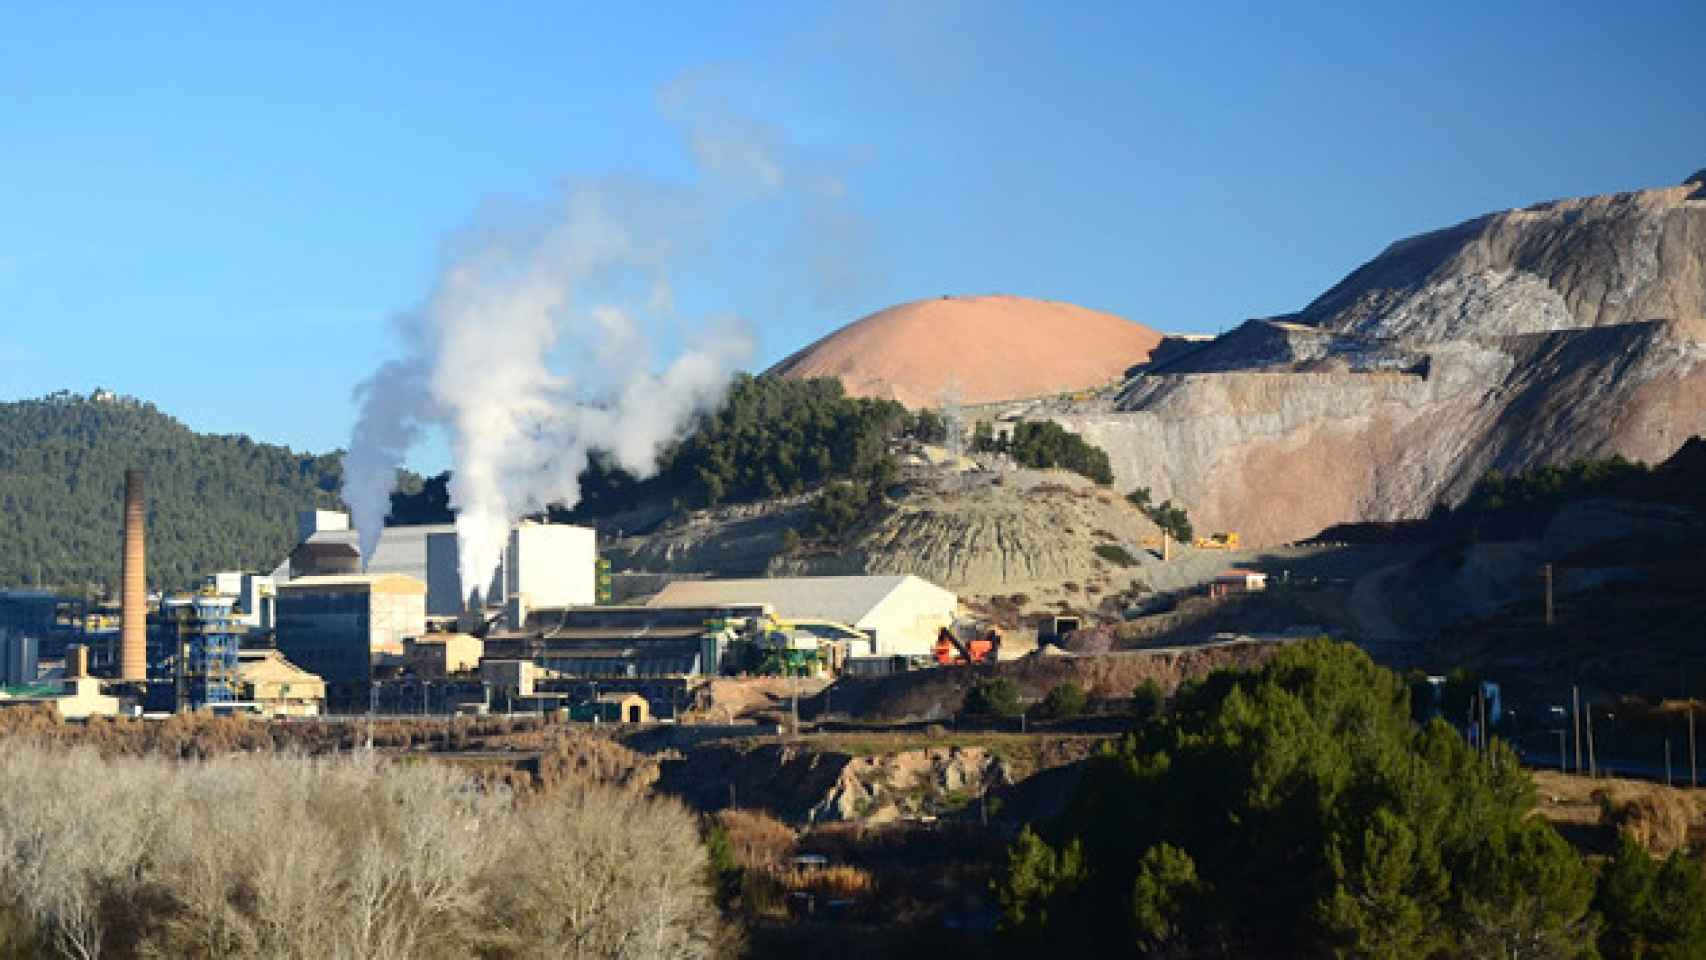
[1294,183,1706,341]
[1056,180,1706,546]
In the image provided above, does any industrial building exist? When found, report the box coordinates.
[483,604,746,678]
[270,512,597,617]
[0,590,60,643]
[506,522,597,608]
[647,575,959,657]
[401,632,483,678]
[203,572,275,630]
[0,631,39,687]
[0,677,121,720]
[236,650,326,717]
[147,594,245,712]
[274,574,427,707]
[570,691,650,724]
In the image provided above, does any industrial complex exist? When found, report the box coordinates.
[0,467,977,722]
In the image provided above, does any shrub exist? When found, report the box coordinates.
[1093,544,1137,567]
[972,420,1114,485]
[1036,682,1088,719]
[965,678,1023,718]
[1594,833,1706,957]
[1126,487,1194,542]
[1132,679,1164,720]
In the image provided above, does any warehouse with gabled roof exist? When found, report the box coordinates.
[646,574,957,656]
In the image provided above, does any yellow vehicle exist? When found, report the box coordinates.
[1193,532,1241,550]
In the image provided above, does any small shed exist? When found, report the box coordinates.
[572,692,650,724]
[1210,569,1268,598]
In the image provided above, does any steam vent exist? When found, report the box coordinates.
[120,468,147,681]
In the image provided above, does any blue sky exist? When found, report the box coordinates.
[2,2,1702,470]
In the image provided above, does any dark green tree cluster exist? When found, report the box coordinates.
[907,408,948,443]
[964,677,1023,718]
[1464,456,1648,514]
[972,420,1114,485]
[1035,681,1087,719]
[1126,486,1194,542]
[998,639,1599,956]
[556,374,908,518]
[0,392,343,590]
[1595,833,1706,958]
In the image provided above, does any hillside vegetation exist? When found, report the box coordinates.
[0,392,343,590]
[997,640,1706,957]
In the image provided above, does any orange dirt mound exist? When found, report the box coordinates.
[768,294,1163,408]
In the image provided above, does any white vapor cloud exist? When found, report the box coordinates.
[343,74,877,601]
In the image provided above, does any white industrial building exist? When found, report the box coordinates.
[647,575,958,657]
[507,522,597,609]
[271,512,595,617]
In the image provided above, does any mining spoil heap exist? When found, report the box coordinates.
[768,294,1163,408]
[1057,176,1706,545]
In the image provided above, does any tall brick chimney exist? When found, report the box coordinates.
[120,469,147,681]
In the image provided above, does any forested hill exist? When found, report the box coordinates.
[0,391,343,591]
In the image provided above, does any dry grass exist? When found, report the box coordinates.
[716,808,797,870]
[778,863,876,899]
[1532,769,1705,855]
[1596,787,1697,855]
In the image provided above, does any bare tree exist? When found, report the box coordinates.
[0,742,721,960]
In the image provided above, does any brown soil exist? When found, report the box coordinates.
[768,294,1162,409]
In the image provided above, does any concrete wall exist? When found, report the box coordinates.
[855,577,958,657]
[506,524,596,609]
[297,510,350,543]
[425,531,466,615]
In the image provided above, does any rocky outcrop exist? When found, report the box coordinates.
[1293,183,1706,341]
[807,747,1013,823]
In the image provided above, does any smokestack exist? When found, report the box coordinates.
[120,469,147,681]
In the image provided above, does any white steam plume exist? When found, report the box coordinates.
[344,183,754,598]
[343,81,869,600]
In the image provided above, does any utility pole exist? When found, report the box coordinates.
[1572,686,1582,774]
[1690,706,1698,788]
[1481,688,1491,761]
[1541,564,1554,628]
[1556,730,1567,774]
[1586,703,1598,779]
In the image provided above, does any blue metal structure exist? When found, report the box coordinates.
[149,595,244,711]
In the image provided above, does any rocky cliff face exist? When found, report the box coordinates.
[1294,183,1706,340]
[1055,179,1706,546]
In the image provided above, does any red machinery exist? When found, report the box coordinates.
[933,622,1002,665]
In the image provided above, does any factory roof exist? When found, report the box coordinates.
[237,649,324,686]
[275,574,427,595]
[648,575,949,627]
[270,524,457,582]
[535,625,709,642]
